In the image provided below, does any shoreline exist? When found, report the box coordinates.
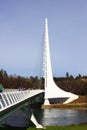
[27,124,87,130]
[41,103,87,110]
[41,96,87,109]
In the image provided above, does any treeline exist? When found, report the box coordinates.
[54,77,87,96]
[0,69,87,96]
[0,69,44,90]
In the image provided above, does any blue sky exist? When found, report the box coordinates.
[0,0,87,77]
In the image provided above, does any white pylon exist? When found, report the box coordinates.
[43,18,79,105]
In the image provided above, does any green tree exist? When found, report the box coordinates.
[66,72,69,78]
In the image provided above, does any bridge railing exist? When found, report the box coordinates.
[3,89,19,92]
[0,89,44,112]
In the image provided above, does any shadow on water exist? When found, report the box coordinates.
[0,109,33,128]
[0,108,87,127]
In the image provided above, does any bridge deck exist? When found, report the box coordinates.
[0,89,44,112]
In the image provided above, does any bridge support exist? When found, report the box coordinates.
[21,104,44,129]
[30,113,44,128]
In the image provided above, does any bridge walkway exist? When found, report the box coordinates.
[0,89,44,128]
[0,89,44,112]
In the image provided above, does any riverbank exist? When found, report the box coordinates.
[27,124,87,130]
[41,103,87,109]
[41,96,87,109]
[0,124,87,130]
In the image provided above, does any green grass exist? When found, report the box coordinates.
[27,125,87,130]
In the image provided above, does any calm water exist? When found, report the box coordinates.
[1,108,87,127]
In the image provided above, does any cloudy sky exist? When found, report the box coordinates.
[0,0,87,77]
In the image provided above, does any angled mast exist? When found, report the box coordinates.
[43,18,79,105]
[44,18,53,88]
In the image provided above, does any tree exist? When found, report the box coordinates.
[66,72,69,78]
[76,74,82,79]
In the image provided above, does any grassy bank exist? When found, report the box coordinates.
[41,96,87,109]
[41,103,87,109]
[27,124,87,130]
[0,125,87,130]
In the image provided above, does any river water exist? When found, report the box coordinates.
[1,108,87,127]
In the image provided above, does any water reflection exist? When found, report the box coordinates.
[40,109,87,126]
[1,108,87,127]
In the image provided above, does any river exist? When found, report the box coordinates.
[1,108,87,127]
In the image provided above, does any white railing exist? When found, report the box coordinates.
[3,89,19,92]
[0,89,44,112]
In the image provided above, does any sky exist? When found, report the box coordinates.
[0,0,87,78]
